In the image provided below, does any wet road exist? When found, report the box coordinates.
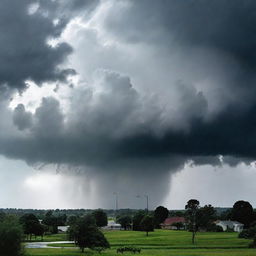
[25,241,75,249]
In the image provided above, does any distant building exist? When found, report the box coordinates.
[160,217,186,230]
[102,221,122,230]
[58,226,69,233]
[215,220,244,232]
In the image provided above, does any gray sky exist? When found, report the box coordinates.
[1,0,256,210]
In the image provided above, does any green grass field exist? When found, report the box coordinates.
[26,229,255,256]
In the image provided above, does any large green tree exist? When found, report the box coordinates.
[42,211,58,234]
[154,206,169,228]
[185,199,200,244]
[197,205,216,231]
[71,214,110,253]
[117,215,132,230]
[140,215,154,236]
[132,211,146,231]
[231,200,254,228]
[19,213,44,240]
[92,209,108,227]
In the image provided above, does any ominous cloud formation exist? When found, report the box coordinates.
[0,0,75,90]
[1,0,256,207]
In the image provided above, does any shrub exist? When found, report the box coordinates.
[239,227,256,239]
[206,223,223,232]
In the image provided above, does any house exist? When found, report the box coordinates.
[102,221,122,230]
[160,217,186,230]
[215,220,244,232]
[57,225,69,233]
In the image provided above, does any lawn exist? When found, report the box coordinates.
[26,229,255,256]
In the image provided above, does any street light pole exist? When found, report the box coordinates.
[136,194,149,213]
[144,195,149,213]
[113,192,118,221]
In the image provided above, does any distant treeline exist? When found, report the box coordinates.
[0,207,231,219]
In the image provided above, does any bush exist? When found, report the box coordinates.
[206,223,223,232]
[239,227,256,239]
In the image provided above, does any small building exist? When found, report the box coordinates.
[215,220,244,232]
[57,225,69,233]
[160,217,186,230]
[102,221,122,230]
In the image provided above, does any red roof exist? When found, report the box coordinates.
[162,217,186,225]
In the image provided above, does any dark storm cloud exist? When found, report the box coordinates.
[0,0,76,91]
[2,0,256,207]
[13,104,32,131]
[104,0,256,98]
[37,0,100,17]
[6,70,253,168]
[2,0,256,167]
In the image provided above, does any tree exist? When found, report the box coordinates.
[185,199,200,244]
[33,222,45,240]
[0,215,23,256]
[56,214,67,226]
[140,215,154,236]
[154,206,169,228]
[92,209,108,227]
[67,215,78,226]
[19,214,41,240]
[133,211,146,231]
[197,205,216,231]
[71,214,110,253]
[117,215,132,230]
[42,210,58,234]
[169,211,185,217]
[231,200,254,228]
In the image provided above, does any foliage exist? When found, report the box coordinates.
[197,205,217,230]
[117,246,141,254]
[238,227,256,239]
[154,206,169,228]
[169,210,185,217]
[69,214,110,252]
[231,201,254,228]
[185,199,200,244]
[92,209,108,227]
[40,212,65,234]
[206,223,223,232]
[20,214,44,240]
[67,215,78,226]
[132,211,146,231]
[140,215,154,236]
[117,215,132,230]
[42,211,59,234]
[219,209,232,220]
[0,215,24,256]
